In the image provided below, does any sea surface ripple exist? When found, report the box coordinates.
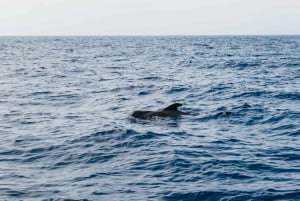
[0,36,300,200]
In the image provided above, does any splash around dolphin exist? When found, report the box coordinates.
[131,103,190,120]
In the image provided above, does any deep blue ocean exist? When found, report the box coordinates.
[0,36,299,201]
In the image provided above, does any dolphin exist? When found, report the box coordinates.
[131,103,190,119]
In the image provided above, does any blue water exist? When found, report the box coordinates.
[0,36,300,200]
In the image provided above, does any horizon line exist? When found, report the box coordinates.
[0,34,300,37]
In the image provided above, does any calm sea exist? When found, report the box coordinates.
[0,36,299,200]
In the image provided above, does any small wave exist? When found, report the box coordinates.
[273,124,297,131]
[287,129,300,137]
[69,129,127,144]
[166,86,190,94]
[163,190,300,201]
[139,76,161,81]
[225,60,261,69]
[262,112,290,124]
[274,91,300,100]
[29,91,52,96]
[211,138,242,144]
[231,91,272,99]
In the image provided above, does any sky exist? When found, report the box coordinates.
[0,0,300,36]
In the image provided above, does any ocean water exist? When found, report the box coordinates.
[0,36,299,201]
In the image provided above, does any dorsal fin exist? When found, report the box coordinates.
[162,103,182,111]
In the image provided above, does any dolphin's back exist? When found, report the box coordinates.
[131,103,189,119]
[131,110,152,119]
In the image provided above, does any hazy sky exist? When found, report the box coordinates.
[0,0,300,35]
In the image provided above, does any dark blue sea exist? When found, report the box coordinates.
[0,36,300,201]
